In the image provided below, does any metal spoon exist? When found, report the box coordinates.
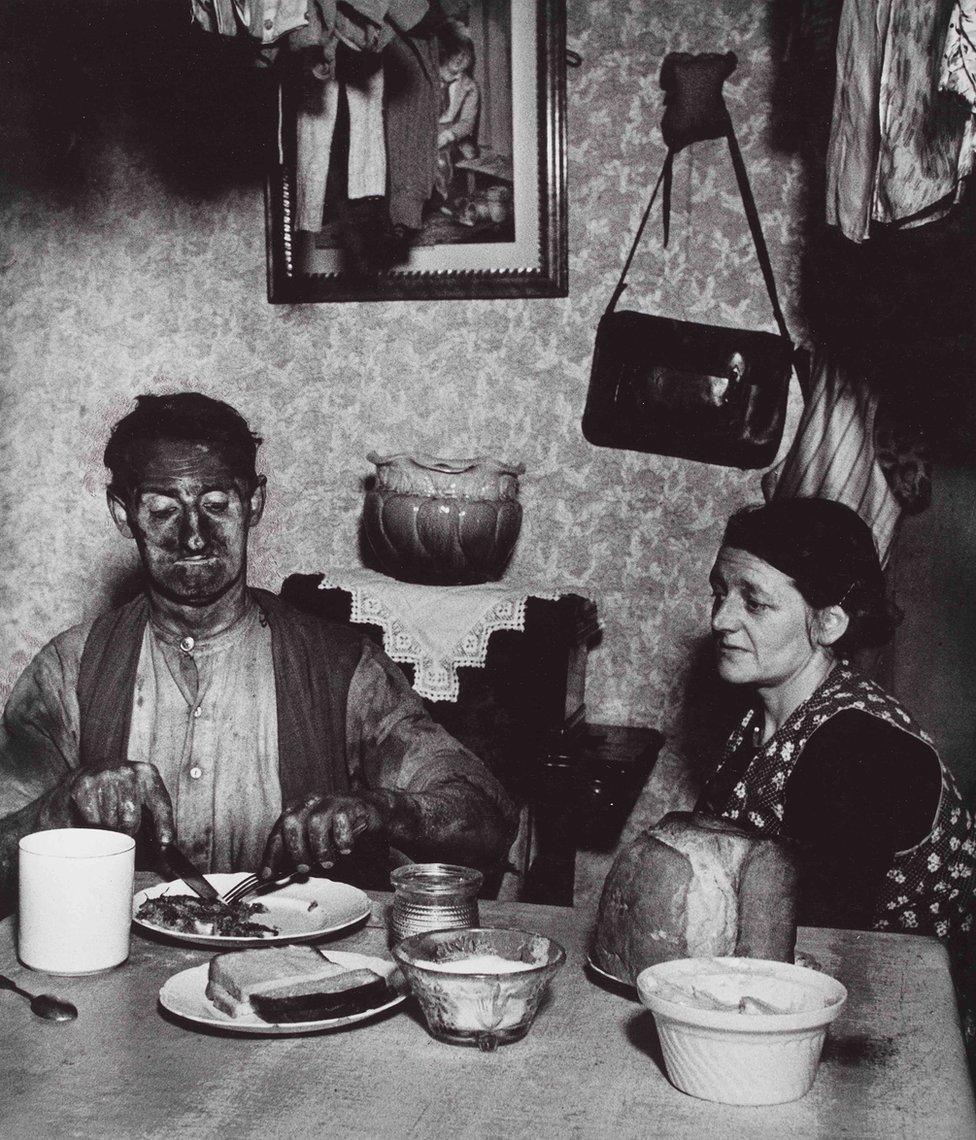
[0,973,77,1022]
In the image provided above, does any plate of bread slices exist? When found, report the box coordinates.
[133,873,372,948]
[159,945,409,1033]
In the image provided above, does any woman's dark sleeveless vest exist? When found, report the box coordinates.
[73,589,366,806]
[707,665,975,942]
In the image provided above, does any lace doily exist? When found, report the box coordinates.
[318,567,566,701]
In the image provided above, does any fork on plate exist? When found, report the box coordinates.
[222,818,366,903]
[220,871,308,906]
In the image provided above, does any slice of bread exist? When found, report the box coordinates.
[255,967,382,1001]
[249,968,388,1023]
[205,946,347,1018]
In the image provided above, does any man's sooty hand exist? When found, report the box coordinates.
[259,792,390,878]
[42,762,175,846]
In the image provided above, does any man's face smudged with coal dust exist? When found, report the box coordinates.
[113,439,263,607]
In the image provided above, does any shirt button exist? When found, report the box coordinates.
[192,706,202,719]
[189,766,203,780]
[264,18,273,29]
[179,636,195,653]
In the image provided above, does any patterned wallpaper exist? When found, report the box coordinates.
[0,0,806,848]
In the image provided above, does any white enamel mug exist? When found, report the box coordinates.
[18,829,136,974]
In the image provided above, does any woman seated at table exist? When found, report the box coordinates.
[697,496,975,940]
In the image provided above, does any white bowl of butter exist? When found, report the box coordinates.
[636,957,847,1105]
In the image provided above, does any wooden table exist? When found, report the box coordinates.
[1,882,973,1139]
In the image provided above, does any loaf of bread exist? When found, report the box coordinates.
[205,945,388,1022]
[591,812,797,984]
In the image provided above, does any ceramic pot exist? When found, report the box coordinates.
[362,452,525,585]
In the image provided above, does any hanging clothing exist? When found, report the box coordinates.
[295,52,387,231]
[288,2,433,232]
[826,0,974,242]
[281,0,340,82]
[941,0,976,108]
[384,30,440,230]
[189,0,430,76]
[190,0,310,43]
[761,346,906,567]
[190,0,428,46]
[780,0,845,157]
[699,664,975,944]
[192,0,437,233]
[337,0,429,50]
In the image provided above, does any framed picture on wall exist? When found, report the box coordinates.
[265,0,567,303]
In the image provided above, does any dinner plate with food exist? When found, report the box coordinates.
[159,946,408,1035]
[132,872,372,948]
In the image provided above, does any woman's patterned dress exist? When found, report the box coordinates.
[705,664,975,942]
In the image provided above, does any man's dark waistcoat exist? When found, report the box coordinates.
[76,588,365,805]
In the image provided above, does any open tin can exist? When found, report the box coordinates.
[389,863,482,943]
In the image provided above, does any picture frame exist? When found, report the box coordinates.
[265,0,567,303]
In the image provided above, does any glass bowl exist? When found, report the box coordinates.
[392,927,566,1051]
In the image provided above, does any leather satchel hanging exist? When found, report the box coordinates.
[582,52,794,470]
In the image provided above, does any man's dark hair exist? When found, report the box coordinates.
[104,392,263,497]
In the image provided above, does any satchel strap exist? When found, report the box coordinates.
[606,155,671,314]
[724,129,790,342]
[605,126,791,344]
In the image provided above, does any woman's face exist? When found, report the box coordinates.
[709,546,821,689]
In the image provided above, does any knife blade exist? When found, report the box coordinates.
[158,842,221,903]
